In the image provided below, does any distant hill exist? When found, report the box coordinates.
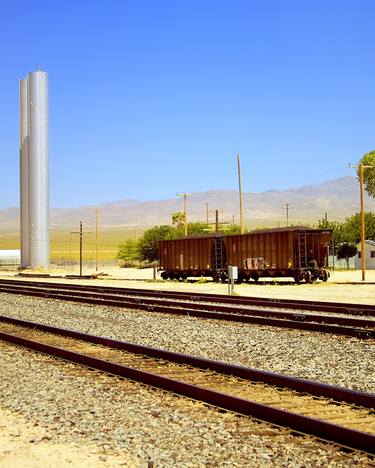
[1,176,375,230]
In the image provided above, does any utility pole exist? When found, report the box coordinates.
[360,164,366,281]
[177,192,192,236]
[95,208,99,272]
[71,221,91,277]
[349,162,375,281]
[237,154,244,234]
[79,221,83,276]
[206,208,229,233]
[206,203,209,224]
[282,204,290,227]
[215,209,219,233]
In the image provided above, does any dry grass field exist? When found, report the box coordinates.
[0,229,19,251]
[0,227,145,261]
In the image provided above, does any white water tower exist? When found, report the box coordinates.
[19,70,50,269]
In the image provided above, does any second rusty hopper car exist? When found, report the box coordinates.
[158,227,332,283]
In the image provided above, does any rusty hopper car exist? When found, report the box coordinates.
[158,236,216,280]
[224,227,332,283]
[158,227,332,283]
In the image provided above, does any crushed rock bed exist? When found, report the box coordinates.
[0,293,374,393]
[0,342,372,467]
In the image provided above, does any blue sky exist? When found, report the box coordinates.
[0,0,374,208]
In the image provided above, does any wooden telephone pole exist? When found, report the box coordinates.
[177,192,192,236]
[206,208,230,232]
[70,221,92,276]
[349,162,375,281]
[282,204,291,227]
[95,208,99,272]
[237,154,244,234]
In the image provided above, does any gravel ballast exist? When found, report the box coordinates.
[0,340,372,467]
[0,293,374,393]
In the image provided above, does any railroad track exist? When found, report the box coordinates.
[2,278,375,315]
[0,314,374,455]
[0,279,374,338]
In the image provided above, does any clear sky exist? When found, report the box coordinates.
[0,0,374,208]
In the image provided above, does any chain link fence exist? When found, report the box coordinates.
[50,259,118,271]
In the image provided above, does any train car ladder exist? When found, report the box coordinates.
[298,231,307,269]
[214,236,224,270]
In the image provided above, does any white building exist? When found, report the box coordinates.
[355,240,375,270]
[0,250,21,267]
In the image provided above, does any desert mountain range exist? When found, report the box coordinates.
[1,176,375,230]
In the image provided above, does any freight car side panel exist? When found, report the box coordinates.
[225,231,294,270]
[159,237,213,272]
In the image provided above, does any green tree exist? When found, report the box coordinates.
[336,242,358,269]
[175,221,210,238]
[223,224,242,235]
[358,151,375,198]
[172,211,185,227]
[117,239,140,265]
[318,213,375,246]
[138,225,177,263]
[341,212,375,244]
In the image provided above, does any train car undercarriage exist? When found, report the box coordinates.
[160,267,330,283]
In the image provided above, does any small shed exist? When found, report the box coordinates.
[355,240,375,270]
[0,249,21,267]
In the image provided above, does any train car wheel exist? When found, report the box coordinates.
[236,276,243,284]
[293,273,301,284]
[220,274,228,283]
[322,270,329,282]
[304,271,312,284]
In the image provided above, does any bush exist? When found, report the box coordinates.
[117,239,140,265]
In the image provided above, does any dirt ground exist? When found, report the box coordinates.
[0,409,136,467]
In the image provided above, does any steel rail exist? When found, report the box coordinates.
[1,278,374,316]
[1,314,374,408]
[0,284,374,338]
[0,319,374,455]
[0,283,374,329]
